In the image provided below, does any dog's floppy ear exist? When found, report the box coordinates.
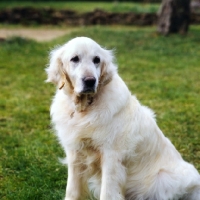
[99,49,117,87]
[45,46,66,89]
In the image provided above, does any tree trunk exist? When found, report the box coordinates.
[157,0,190,35]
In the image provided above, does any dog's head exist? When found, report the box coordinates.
[46,37,117,112]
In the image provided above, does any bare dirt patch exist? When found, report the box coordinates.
[0,28,73,42]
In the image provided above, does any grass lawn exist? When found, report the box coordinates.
[0,25,200,200]
[0,1,160,13]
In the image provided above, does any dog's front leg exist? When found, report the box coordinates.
[65,150,84,200]
[100,150,126,200]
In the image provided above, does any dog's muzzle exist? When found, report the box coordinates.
[82,77,96,94]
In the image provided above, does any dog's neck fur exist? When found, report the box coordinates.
[73,94,94,112]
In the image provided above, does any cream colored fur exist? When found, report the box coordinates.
[46,37,200,200]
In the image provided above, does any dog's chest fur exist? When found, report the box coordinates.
[78,138,102,176]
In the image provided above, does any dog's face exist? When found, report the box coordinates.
[63,38,102,95]
[46,37,116,97]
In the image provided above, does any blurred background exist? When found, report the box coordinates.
[0,1,200,200]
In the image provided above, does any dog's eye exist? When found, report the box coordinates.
[70,56,79,63]
[93,56,100,64]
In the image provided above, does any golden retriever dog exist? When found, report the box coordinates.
[46,37,200,200]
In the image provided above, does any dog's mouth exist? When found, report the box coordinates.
[80,88,96,94]
[80,76,97,95]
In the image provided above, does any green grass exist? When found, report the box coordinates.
[0,1,160,13]
[0,25,200,199]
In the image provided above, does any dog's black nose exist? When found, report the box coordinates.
[83,77,96,88]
